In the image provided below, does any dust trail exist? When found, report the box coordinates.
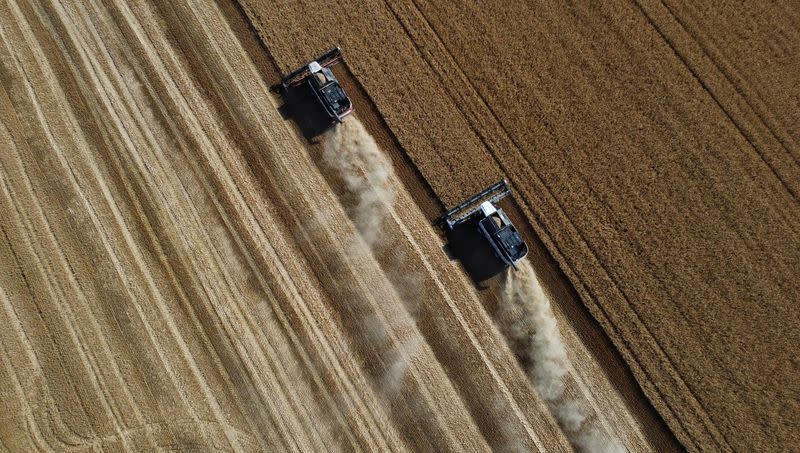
[499,260,624,453]
[321,117,421,395]
[323,118,396,247]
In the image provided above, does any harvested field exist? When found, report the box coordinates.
[1,0,797,452]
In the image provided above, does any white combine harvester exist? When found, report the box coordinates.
[438,180,528,281]
[270,46,354,136]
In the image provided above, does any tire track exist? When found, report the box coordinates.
[634,0,800,201]
[661,0,800,161]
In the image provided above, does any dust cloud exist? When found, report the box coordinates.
[323,118,396,246]
[500,261,569,401]
[321,117,421,395]
[500,261,625,453]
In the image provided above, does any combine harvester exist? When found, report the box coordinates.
[438,180,529,283]
[271,46,354,139]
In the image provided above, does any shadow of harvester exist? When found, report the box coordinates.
[274,83,337,143]
[443,222,509,288]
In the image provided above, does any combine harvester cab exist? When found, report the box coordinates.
[270,46,354,140]
[438,180,528,283]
